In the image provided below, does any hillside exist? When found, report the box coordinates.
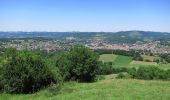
[1,74,170,100]
[99,54,170,69]
[0,31,170,44]
[104,31,170,44]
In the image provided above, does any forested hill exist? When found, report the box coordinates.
[104,31,170,43]
[0,31,170,44]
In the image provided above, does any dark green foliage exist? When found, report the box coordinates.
[127,67,137,78]
[133,52,143,61]
[56,53,71,81]
[97,62,113,75]
[104,62,113,66]
[95,75,105,81]
[0,50,61,94]
[127,66,168,80]
[166,69,170,80]
[160,54,170,63]
[116,72,131,79]
[136,66,165,80]
[111,67,129,74]
[97,62,131,75]
[0,66,3,92]
[95,49,136,57]
[56,45,99,82]
[153,58,160,63]
[144,59,152,62]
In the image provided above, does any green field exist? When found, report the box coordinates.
[99,54,118,62]
[157,64,170,70]
[130,61,157,67]
[1,54,170,100]
[113,55,132,67]
[99,54,170,69]
[99,54,132,67]
[141,55,160,62]
[1,74,170,100]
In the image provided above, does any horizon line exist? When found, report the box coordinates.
[0,30,169,33]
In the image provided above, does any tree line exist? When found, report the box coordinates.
[0,45,99,94]
[0,45,170,94]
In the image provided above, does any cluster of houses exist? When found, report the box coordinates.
[0,39,62,53]
[87,41,170,54]
[1,39,170,54]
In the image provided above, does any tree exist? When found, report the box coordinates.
[97,61,113,75]
[135,66,166,80]
[132,52,143,61]
[1,50,61,94]
[160,54,170,63]
[56,45,99,82]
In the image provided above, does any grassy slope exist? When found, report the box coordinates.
[99,54,170,69]
[113,55,132,67]
[99,54,132,67]
[1,75,170,100]
[157,64,170,70]
[99,54,118,62]
[130,61,157,67]
[141,55,160,61]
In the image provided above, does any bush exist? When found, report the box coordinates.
[165,69,170,80]
[112,67,129,74]
[56,45,99,82]
[133,52,143,61]
[1,50,62,94]
[127,67,137,78]
[95,75,105,81]
[116,72,131,79]
[145,59,152,62]
[131,66,167,80]
[0,66,3,92]
[97,62,113,75]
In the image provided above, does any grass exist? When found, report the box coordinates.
[99,54,117,62]
[158,64,170,70]
[99,54,170,69]
[130,61,158,67]
[99,54,132,67]
[113,55,132,67]
[1,75,170,100]
[141,55,160,62]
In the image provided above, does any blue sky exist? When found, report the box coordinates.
[0,0,170,32]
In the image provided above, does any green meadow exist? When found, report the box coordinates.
[113,55,132,67]
[99,54,170,69]
[99,54,132,67]
[1,74,170,100]
[99,54,118,62]
[1,54,170,100]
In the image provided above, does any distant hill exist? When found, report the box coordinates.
[0,31,170,44]
[104,31,170,44]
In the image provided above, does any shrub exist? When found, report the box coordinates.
[0,66,3,92]
[165,69,170,80]
[1,50,62,94]
[97,62,135,75]
[97,62,113,75]
[56,45,99,82]
[116,72,131,79]
[133,66,167,80]
[112,67,129,74]
[104,62,112,66]
[133,52,143,61]
[127,67,137,78]
[145,59,152,62]
[95,75,105,81]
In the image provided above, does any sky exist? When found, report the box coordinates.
[0,0,170,32]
